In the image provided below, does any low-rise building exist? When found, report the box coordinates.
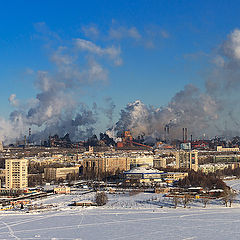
[124,166,165,183]
[153,157,167,168]
[199,163,240,173]
[165,172,188,181]
[217,146,239,152]
[44,167,79,181]
[54,186,71,194]
[129,155,154,168]
[213,154,240,163]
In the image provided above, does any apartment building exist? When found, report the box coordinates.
[129,155,154,168]
[175,150,198,171]
[82,157,130,176]
[44,166,79,181]
[5,158,28,189]
[153,157,167,169]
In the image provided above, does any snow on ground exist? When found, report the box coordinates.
[225,179,240,191]
[0,180,240,239]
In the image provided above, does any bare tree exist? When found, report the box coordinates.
[229,189,237,207]
[202,197,210,208]
[172,195,180,208]
[95,192,108,206]
[183,194,192,208]
[222,188,230,207]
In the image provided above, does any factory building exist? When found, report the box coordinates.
[175,150,198,171]
[116,131,152,149]
[5,159,28,189]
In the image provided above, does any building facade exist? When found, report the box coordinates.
[5,159,28,189]
[44,167,79,181]
[175,150,198,171]
[124,166,165,183]
[217,146,239,152]
[129,155,154,168]
[153,157,167,169]
[82,157,130,177]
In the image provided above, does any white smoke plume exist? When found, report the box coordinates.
[107,28,240,141]
[3,26,240,143]
[8,94,19,107]
[108,84,219,141]
[204,28,240,137]
[0,27,122,144]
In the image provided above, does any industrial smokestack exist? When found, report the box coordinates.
[182,128,185,142]
[191,134,193,142]
[164,126,167,141]
[28,128,32,145]
[185,128,187,142]
[164,125,169,141]
[0,141,3,152]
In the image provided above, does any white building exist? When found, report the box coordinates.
[217,146,239,152]
[124,166,165,183]
[129,155,154,168]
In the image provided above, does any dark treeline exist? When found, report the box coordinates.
[215,166,240,177]
[178,171,227,190]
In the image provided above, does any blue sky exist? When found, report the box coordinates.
[1,0,240,137]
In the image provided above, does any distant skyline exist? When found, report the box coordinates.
[1,1,240,142]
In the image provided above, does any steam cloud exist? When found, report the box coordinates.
[0,25,121,143]
[107,29,240,141]
[1,26,240,143]
[107,85,219,142]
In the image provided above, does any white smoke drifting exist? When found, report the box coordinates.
[108,84,219,141]
[110,28,240,141]
[0,28,121,143]
[2,27,240,143]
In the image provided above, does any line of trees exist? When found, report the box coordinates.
[215,166,240,177]
[178,171,227,190]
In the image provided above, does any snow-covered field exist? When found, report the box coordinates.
[1,181,240,240]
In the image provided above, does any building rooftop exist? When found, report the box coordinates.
[125,166,164,174]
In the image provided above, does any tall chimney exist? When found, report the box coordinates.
[185,128,188,142]
[191,134,193,142]
[164,126,167,141]
[182,128,185,142]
